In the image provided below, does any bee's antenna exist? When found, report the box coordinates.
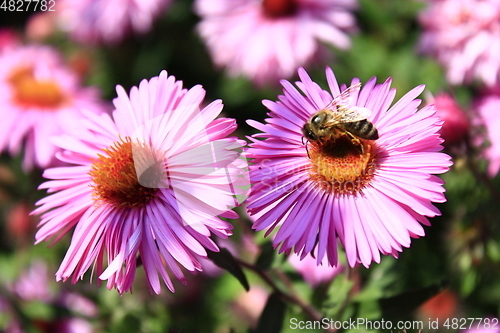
[304,139,311,159]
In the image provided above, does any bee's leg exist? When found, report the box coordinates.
[346,132,364,154]
[301,136,312,159]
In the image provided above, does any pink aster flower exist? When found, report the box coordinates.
[33,70,249,294]
[475,89,500,176]
[195,0,357,86]
[419,0,500,86]
[12,261,53,302]
[0,45,106,170]
[288,252,344,287]
[55,0,172,44]
[52,318,94,333]
[246,67,452,268]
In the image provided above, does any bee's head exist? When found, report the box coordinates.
[302,123,317,141]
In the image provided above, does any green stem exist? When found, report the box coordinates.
[236,258,337,333]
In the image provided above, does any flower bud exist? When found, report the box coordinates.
[6,202,36,243]
[26,12,56,41]
[417,289,458,322]
[0,28,20,52]
[433,93,470,145]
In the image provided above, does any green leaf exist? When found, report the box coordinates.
[219,76,255,106]
[111,313,141,332]
[487,240,500,262]
[322,274,354,319]
[207,248,250,291]
[254,292,286,333]
[461,270,477,296]
[21,301,54,320]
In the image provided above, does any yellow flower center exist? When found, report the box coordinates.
[89,137,166,209]
[308,133,378,195]
[8,66,67,109]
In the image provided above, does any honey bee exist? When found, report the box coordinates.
[302,83,378,154]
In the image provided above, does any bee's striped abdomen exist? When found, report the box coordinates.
[342,119,379,140]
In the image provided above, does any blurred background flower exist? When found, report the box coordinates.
[416,289,459,323]
[12,260,54,302]
[288,251,344,287]
[419,0,500,87]
[474,87,500,177]
[0,28,21,52]
[0,260,97,333]
[195,0,357,86]
[52,0,173,45]
[430,92,470,146]
[0,44,108,170]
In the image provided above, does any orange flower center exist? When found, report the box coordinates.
[8,66,66,109]
[262,0,298,18]
[308,134,378,195]
[89,137,166,209]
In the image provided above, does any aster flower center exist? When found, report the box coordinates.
[262,0,298,18]
[89,137,166,209]
[308,134,377,195]
[8,66,66,109]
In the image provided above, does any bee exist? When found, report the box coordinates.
[302,83,378,154]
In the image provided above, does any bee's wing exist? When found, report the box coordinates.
[348,106,372,119]
[323,82,362,111]
[324,106,370,126]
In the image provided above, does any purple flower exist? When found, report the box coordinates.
[33,70,249,294]
[246,67,452,268]
[288,251,344,287]
[195,0,357,86]
[475,88,500,176]
[55,0,172,44]
[430,93,470,146]
[0,45,107,170]
[419,0,500,86]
